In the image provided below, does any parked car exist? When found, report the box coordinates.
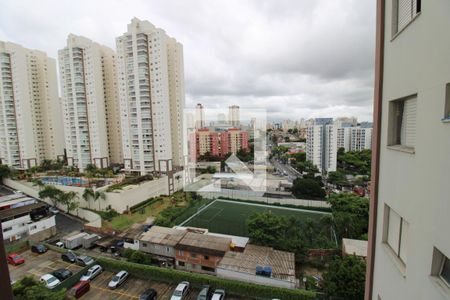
[76,255,95,267]
[31,244,47,254]
[197,285,211,300]
[49,207,59,214]
[7,253,25,265]
[211,289,226,300]
[171,281,190,300]
[108,270,129,289]
[52,268,73,281]
[61,251,77,263]
[139,288,158,300]
[80,264,103,281]
[67,280,90,298]
[40,274,61,289]
[55,241,64,248]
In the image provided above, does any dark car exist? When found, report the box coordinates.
[31,244,47,254]
[139,288,157,300]
[61,251,77,263]
[52,268,73,281]
[197,285,211,300]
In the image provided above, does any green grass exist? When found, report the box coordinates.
[183,200,329,236]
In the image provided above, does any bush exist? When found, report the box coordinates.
[130,197,161,213]
[96,257,316,300]
[87,208,120,221]
[106,175,154,192]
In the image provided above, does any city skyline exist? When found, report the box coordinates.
[0,0,376,121]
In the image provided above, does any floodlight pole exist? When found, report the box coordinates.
[0,222,14,299]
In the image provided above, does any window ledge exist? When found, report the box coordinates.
[430,276,450,299]
[387,145,415,154]
[382,243,407,277]
[391,12,421,41]
[442,118,450,123]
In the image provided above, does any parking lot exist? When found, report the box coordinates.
[9,249,246,299]
[8,249,84,282]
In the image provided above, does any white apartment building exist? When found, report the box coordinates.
[306,121,337,173]
[195,103,205,129]
[0,41,64,169]
[116,18,185,175]
[336,126,372,152]
[366,1,450,300]
[350,127,372,151]
[58,34,122,171]
[228,105,240,127]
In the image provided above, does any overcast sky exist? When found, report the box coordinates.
[0,0,376,122]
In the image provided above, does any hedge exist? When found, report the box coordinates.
[129,197,161,213]
[217,197,332,213]
[5,240,29,254]
[96,257,317,300]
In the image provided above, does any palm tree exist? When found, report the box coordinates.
[58,191,78,213]
[82,188,94,209]
[93,190,106,211]
[38,185,63,207]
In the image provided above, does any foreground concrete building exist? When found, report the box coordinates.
[366,1,450,299]
[58,34,122,171]
[0,41,64,169]
[116,18,185,175]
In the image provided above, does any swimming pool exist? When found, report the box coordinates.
[41,176,88,187]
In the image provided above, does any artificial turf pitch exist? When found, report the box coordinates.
[182,199,328,236]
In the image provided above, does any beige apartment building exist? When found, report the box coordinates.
[366,1,450,299]
[58,34,122,171]
[0,41,64,169]
[116,18,185,175]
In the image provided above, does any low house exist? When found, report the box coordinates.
[342,238,368,259]
[139,226,187,266]
[0,202,56,243]
[175,232,231,275]
[118,224,145,250]
[216,244,297,289]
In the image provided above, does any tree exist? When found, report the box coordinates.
[93,190,106,210]
[294,160,319,174]
[292,178,326,200]
[67,201,79,215]
[290,151,306,163]
[328,193,369,239]
[82,187,95,209]
[327,170,348,186]
[13,276,66,300]
[323,255,366,300]
[247,212,307,262]
[38,185,63,207]
[0,164,11,180]
[58,191,78,213]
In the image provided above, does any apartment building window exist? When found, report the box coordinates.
[178,261,185,267]
[392,0,421,36]
[388,95,417,152]
[444,83,450,122]
[383,205,409,265]
[431,248,450,290]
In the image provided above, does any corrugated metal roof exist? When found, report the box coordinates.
[176,232,231,256]
[217,244,296,282]
[139,226,186,247]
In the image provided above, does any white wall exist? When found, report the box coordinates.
[2,215,55,241]
[216,267,297,289]
[372,1,450,300]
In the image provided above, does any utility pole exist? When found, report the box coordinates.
[0,223,14,299]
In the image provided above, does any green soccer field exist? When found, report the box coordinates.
[182,199,329,236]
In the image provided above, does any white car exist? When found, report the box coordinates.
[108,270,129,289]
[80,264,103,281]
[55,241,64,248]
[40,274,61,289]
[212,289,226,300]
[170,281,190,300]
[49,207,59,214]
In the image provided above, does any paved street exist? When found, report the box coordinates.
[54,212,85,237]
[271,157,302,180]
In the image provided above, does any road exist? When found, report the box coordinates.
[53,212,85,238]
[270,157,302,181]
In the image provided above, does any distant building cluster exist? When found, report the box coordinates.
[0,18,184,175]
[189,128,249,161]
[305,117,373,173]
